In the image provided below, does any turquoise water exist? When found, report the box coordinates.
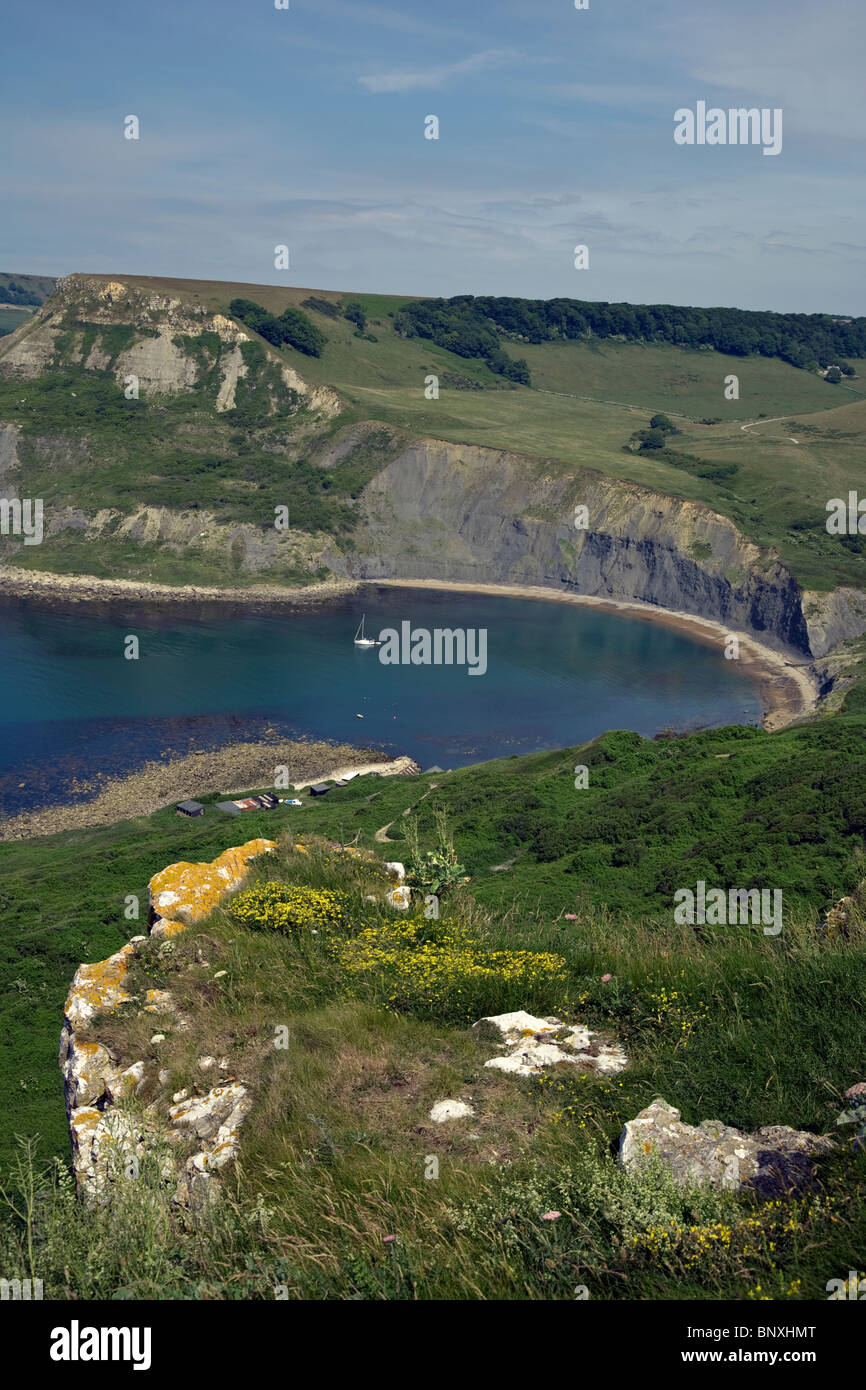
[0,585,763,813]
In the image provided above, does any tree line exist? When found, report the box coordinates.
[393,294,866,383]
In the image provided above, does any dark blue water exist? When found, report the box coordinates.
[0,586,763,814]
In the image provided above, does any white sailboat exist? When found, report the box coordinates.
[354,614,379,647]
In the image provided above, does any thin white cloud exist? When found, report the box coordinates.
[359,48,516,94]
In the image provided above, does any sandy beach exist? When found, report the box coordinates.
[369,577,820,733]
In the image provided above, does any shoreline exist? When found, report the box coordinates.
[369,577,820,733]
[0,567,821,841]
[0,565,358,608]
[0,739,418,843]
[0,565,820,732]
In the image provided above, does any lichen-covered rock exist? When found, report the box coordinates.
[104,1061,147,1104]
[70,1106,171,1199]
[474,1010,628,1078]
[168,1082,250,1142]
[619,1098,833,1195]
[63,942,137,1031]
[386,885,411,910]
[149,839,277,935]
[60,841,271,1208]
[60,1037,119,1108]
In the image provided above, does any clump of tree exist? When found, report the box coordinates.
[343,300,367,331]
[301,296,342,320]
[394,296,529,384]
[633,427,668,451]
[393,294,866,377]
[229,298,326,357]
[649,412,679,435]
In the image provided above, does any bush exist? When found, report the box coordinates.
[343,301,367,331]
[231,883,347,933]
[649,413,678,434]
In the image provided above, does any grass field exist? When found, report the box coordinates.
[0,306,35,337]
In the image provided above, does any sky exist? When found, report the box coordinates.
[2,0,864,314]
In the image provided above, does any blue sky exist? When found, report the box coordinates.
[2,0,864,312]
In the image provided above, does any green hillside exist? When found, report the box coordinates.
[2,688,866,1299]
[1,272,865,592]
[0,271,57,307]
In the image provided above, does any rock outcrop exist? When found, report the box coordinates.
[619,1098,833,1195]
[60,839,275,1205]
[473,1009,627,1078]
[0,275,340,420]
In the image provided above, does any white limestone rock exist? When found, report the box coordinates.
[386,885,412,911]
[168,1082,250,1142]
[474,1010,627,1079]
[429,1100,475,1123]
[619,1099,834,1195]
[59,1036,119,1109]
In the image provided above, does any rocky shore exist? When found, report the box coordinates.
[0,738,418,842]
[0,564,358,608]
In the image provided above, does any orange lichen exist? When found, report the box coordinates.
[149,839,277,929]
[64,943,136,1026]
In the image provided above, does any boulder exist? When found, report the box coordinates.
[168,1082,250,1142]
[619,1098,833,1195]
[429,1099,474,1123]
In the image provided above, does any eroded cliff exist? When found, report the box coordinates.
[330,437,866,659]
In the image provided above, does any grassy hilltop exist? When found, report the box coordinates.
[0,273,865,591]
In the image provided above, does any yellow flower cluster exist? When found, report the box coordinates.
[631,1216,769,1270]
[335,918,567,1021]
[629,1195,830,1278]
[645,985,710,1048]
[231,882,347,933]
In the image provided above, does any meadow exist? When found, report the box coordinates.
[2,819,864,1301]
